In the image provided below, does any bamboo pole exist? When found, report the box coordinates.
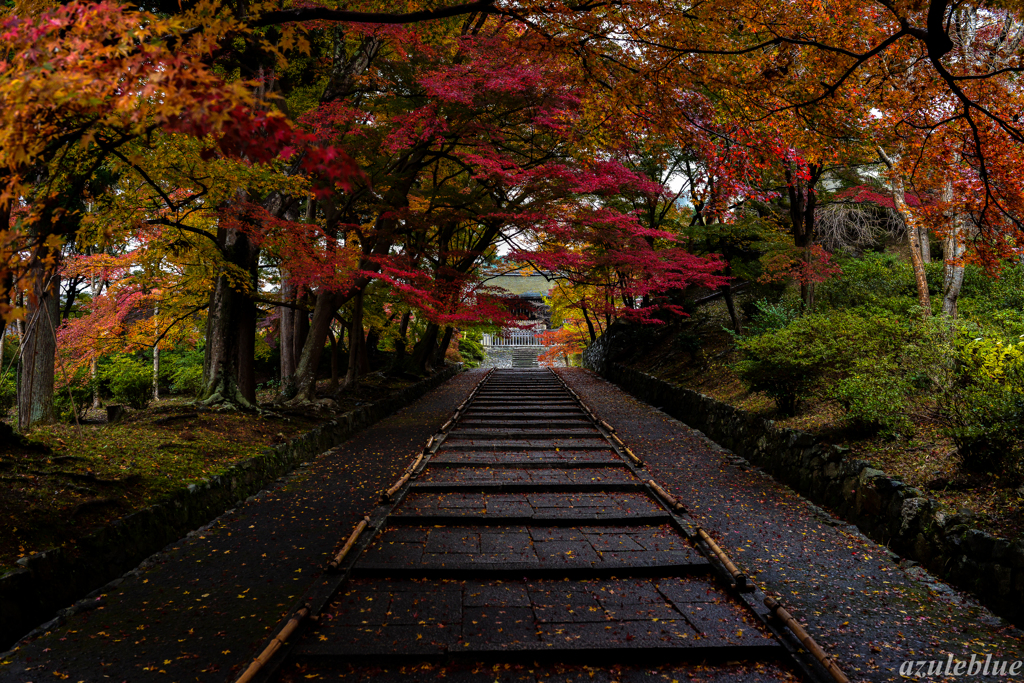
[696,528,747,589]
[647,479,685,512]
[234,605,310,683]
[765,597,850,683]
[607,433,641,463]
[327,516,371,571]
[599,420,614,433]
[384,472,411,500]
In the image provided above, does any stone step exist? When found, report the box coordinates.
[429,450,621,465]
[417,466,635,486]
[393,491,663,518]
[298,575,778,658]
[440,438,611,450]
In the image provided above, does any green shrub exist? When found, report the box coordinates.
[729,309,937,417]
[101,356,153,410]
[941,335,1024,471]
[0,372,15,418]
[746,298,800,336]
[53,381,93,423]
[827,360,912,437]
[943,382,1024,471]
[816,253,916,313]
[170,365,205,397]
[163,346,205,397]
[458,330,486,369]
[734,309,919,415]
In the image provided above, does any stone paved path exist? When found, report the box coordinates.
[270,369,813,683]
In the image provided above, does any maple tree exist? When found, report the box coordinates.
[3,0,1024,428]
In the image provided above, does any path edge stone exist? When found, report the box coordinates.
[0,365,462,650]
[582,340,1024,628]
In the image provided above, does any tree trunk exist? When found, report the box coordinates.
[236,296,257,404]
[152,304,160,401]
[877,147,931,316]
[720,284,742,334]
[942,216,967,318]
[279,270,294,381]
[201,227,259,408]
[410,322,440,375]
[293,293,310,364]
[343,289,366,389]
[581,306,597,343]
[328,326,342,390]
[391,310,411,372]
[18,273,59,431]
[435,326,455,367]
[290,290,340,402]
[90,274,100,408]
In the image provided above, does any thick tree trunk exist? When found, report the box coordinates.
[18,273,59,431]
[877,147,931,316]
[290,290,340,402]
[236,297,257,404]
[202,274,249,407]
[201,227,259,408]
[410,322,440,374]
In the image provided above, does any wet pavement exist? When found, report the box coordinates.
[557,368,1024,682]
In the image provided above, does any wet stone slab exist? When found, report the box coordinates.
[416,466,636,486]
[441,439,611,451]
[299,577,773,657]
[449,429,601,438]
[392,491,663,519]
[461,411,590,419]
[429,451,623,465]
[356,524,708,570]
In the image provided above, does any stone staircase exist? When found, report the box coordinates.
[511,346,539,367]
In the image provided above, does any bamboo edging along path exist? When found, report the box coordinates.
[234,605,310,683]
[696,528,747,589]
[327,516,371,571]
[647,479,686,513]
[764,597,850,683]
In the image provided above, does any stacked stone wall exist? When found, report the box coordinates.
[582,342,1024,626]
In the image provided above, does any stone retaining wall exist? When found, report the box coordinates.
[0,365,461,649]
[583,342,1024,626]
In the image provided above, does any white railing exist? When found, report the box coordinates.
[483,331,548,347]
